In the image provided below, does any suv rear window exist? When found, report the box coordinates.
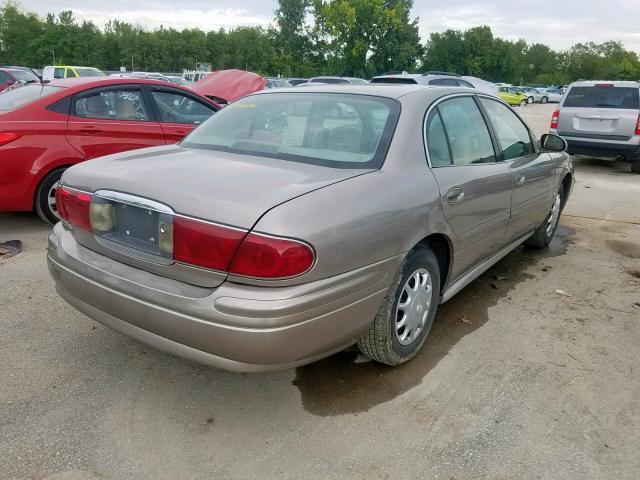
[182,92,400,169]
[370,77,418,84]
[0,84,63,111]
[563,86,639,109]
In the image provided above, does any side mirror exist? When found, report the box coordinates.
[540,133,567,152]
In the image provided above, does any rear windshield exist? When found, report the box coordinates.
[75,68,105,77]
[564,86,639,109]
[182,92,400,169]
[0,84,63,111]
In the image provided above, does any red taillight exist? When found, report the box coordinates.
[550,110,560,129]
[0,132,23,146]
[635,115,640,135]
[56,187,315,279]
[229,233,315,279]
[173,216,245,271]
[595,83,614,88]
[56,187,92,231]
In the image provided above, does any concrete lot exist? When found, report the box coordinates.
[1,104,639,480]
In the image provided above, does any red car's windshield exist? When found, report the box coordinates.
[0,84,63,111]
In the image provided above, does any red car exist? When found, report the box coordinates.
[0,77,220,223]
[0,67,40,91]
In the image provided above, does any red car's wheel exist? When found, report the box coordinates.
[34,168,66,224]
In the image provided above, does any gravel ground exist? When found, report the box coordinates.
[1,104,639,480]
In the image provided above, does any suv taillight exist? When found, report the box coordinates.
[635,114,640,135]
[550,110,560,129]
[0,132,23,146]
[56,186,316,279]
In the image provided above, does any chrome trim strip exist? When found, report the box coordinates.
[94,190,174,214]
[440,232,531,303]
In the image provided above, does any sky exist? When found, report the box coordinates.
[16,0,640,52]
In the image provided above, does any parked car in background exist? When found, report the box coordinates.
[0,77,220,223]
[43,66,105,81]
[372,72,474,87]
[192,69,269,105]
[0,67,41,88]
[550,80,640,173]
[371,72,498,95]
[47,84,573,372]
[286,78,308,86]
[109,72,171,83]
[307,76,369,85]
[266,78,292,88]
[497,86,529,106]
[517,87,549,104]
[541,88,564,103]
[182,71,210,84]
[166,76,189,86]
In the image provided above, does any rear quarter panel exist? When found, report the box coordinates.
[0,107,84,211]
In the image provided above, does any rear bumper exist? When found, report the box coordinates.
[553,131,640,158]
[47,223,398,372]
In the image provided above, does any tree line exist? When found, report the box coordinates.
[1,0,639,84]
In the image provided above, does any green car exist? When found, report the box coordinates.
[497,87,529,107]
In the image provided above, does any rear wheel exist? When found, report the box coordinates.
[541,96,548,104]
[34,168,65,224]
[358,246,441,366]
[525,187,564,249]
[527,96,534,104]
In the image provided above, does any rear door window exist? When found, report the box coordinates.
[564,86,639,109]
[53,68,65,79]
[436,97,496,165]
[74,89,149,121]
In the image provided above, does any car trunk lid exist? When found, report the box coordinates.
[61,145,373,286]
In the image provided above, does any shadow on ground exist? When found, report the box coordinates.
[293,227,574,416]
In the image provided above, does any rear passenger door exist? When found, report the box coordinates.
[425,95,513,278]
[147,87,218,143]
[478,97,554,243]
[66,86,166,160]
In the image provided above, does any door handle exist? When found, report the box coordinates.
[514,174,525,186]
[78,127,103,136]
[446,187,464,204]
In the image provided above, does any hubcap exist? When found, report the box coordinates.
[546,192,561,237]
[395,268,433,346]
[47,181,60,219]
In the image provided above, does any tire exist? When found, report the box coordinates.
[519,99,528,107]
[631,157,640,174]
[527,96,534,104]
[524,186,564,249]
[541,96,548,104]
[358,246,441,366]
[34,168,65,224]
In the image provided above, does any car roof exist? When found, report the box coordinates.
[248,83,477,99]
[570,80,640,88]
[47,77,182,89]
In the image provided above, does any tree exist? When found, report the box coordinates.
[312,0,421,77]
